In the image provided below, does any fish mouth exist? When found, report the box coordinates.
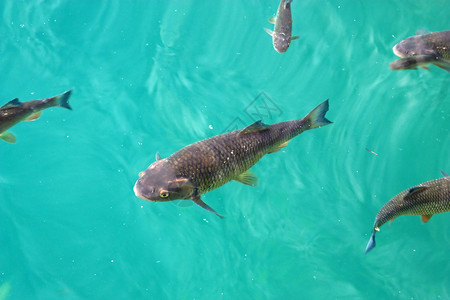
[133,182,149,200]
[392,44,405,58]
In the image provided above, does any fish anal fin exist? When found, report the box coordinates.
[404,186,429,201]
[234,170,258,186]
[268,140,290,153]
[25,112,41,121]
[264,28,274,37]
[1,98,22,109]
[389,217,397,226]
[191,195,224,218]
[421,214,433,223]
[268,17,276,24]
[239,120,269,135]
[0,132,16,143]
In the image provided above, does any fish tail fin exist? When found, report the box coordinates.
[303,99,332,129]
[54,90,72,110]
[365,230,376,254]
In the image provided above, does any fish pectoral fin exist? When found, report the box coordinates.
[192,196,224,218]
[25,112,42,121]
[239,120,270,135]
[416,29,430,35]
[0,132,16,143]
[268,140,290,153]
[234,170,258,186]
[264,28,274,37]
[1,98,22,109]
[404,186,429,201]
[291,35,300,40]
[268,17,276,24]
[434,59,450,72]
[421,214,433,223]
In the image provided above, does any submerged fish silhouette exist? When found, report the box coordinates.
[264,0,299,53]
[0,90,72,143]
[134,100,332,218]
[365,171,450,254]
[390,30,450,71]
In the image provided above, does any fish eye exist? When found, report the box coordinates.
[160,190,169,198]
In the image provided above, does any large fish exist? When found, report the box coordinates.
[390,30,450,71]
[134,100,332,218]
[264,0,299,53]
[365,171,450,254]
[0,90,72,143]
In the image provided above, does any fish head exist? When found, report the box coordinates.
[393,35,424,58]
[134,159,195,202]
[273,33,290,53]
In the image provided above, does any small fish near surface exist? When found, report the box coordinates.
[365,171,450,254]
[390,30,450,72]
[0,90,72,143]
[134,100,332,218]
[265,0,299,53]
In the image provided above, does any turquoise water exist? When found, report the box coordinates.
[1,1,449,299]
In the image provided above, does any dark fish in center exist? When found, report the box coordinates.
[365,171,450,254]
[264,0,299,53]
[390,30,450,71]
[0,90,72,143]
[134,100,332,218]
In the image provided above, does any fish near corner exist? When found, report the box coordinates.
[365,170,450,254]
[134,99,332,218]
[0,90,73,143]
[264,0,299,53]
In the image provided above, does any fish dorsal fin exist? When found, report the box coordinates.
[1,98,22,109]
[404,186,429,201]
[155,152,163,161]
[239,120,269,135]
[234,170,258,186]
[416,29,430,35]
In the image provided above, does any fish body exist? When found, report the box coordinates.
[264,0,299,53]
[390,30,450,71]
[134,100,332,218]
[0,90,72,143]
[365,171,450,253]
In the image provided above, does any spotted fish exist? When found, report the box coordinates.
[365,171,450,254]
[0,90,72,143]
[134,100,332,218]
[390,30,450,71]
[264,0,299,53]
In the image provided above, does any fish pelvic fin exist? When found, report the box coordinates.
[291,35,300,41]
[365,230,376,254]
[25,112,41,121]
[268,17,276,24]
[421,214,433,223]
[303,99,332,129]
[55,90,73,110]
[234,170,258,186]
[434,58,450,72]
[268,140,290,153]
[0,132,16,143]
[192,195,224,218]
